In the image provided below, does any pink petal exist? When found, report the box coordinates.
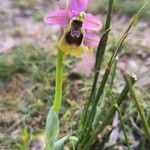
[83,14,102,31]
[83,30,100,47]
[69,0,88,11]
[44,10,71,26]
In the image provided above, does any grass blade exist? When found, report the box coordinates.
[124,74,150,139]
[110,92,130,150]
[80,0,114,128]
[82,74,137,149]
[82,2,147,134]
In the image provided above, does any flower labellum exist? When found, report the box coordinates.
[44,0,102,57]
[65,20,84,47]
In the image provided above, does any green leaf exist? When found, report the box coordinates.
[54,134,70,150]
[46,107,59,150]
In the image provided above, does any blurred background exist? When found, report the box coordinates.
[0,0,149,149]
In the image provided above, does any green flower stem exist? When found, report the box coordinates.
[124,74,150,139]
[45,49,64,150]
[53,49,64,114]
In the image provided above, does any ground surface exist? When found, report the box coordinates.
[0,0,150,149]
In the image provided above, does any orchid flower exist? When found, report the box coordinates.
[44,1,102,149]
[44,0,102,57]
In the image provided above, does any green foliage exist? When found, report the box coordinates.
[125,75,150,139]
[54,134,71,150]
[1,0,149,149]
[77,1,147,149]
[0,42,55,82]
[16,126,30,150]
[32,10,44,22]
[11,27,24,37]
[46,107,59,150]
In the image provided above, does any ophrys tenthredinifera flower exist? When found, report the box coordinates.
[44,0,102,57]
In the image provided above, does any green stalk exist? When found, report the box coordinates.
[53,49,64,114]
[80,0,113,126]
[116,106,130,150]
[78,0,114,145]
[110,92,130,150]
[124,74,150,139]
[79,4,146,146]
[79,64,124,147]
[79,29,111,135]
[45,49,64,150]
[80,67,111,148]
[81,74,137,150]
[80,57,119,147]
[109,57,118,90]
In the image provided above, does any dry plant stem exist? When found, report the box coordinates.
[53,49,64,114]
[124,75,150,139]
[81,74,137,150]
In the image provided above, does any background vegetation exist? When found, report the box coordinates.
[0,0,149,149]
